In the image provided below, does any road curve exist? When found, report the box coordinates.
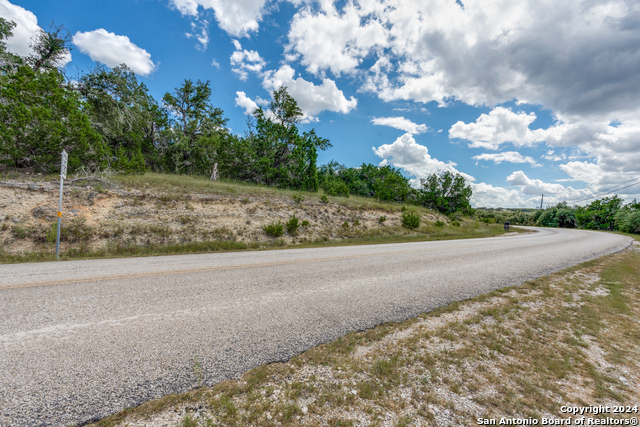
[0,228,632,426]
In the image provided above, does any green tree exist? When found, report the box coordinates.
[418,171,472,214]
[27,23,72,72]
[162,79,228,176]
[0,66,107,172]
[575,196,623,230]
[241,87,330,191]
[0,18,21,74]
[80,65,167,173]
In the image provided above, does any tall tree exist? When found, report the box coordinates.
[27,22,72,72]
[0,66,107,172]
[162,79,228,176]
[244,87,330,191]
[419,171,472,214]
[80,64,166,173]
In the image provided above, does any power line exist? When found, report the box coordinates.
[567,177,640,205]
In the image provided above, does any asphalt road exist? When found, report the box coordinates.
[0,227,632,426]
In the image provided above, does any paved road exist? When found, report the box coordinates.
[0,228,632,426]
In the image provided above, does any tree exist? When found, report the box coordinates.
[0,18,21,73]
[0,66,108,172]
[27,22,72,72]
[162,79,228,176]
[418,171,472,214]
[240,87,331,191]
[575,196,623,230]
[80,64,167,173]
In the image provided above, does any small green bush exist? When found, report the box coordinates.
[342,221,349,229]
[301,220,310,227]
[11,225,28,239]
[286,214,300,235]
[292,193,305,204]
[401,211,421,230]
[263,221,284,237]
[320,194,329,204]
[353,219,360,226]
[378,216,386,223]
[435,220,445,227]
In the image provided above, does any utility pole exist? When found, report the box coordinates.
[56,150,68,260]
[539,194,544,210]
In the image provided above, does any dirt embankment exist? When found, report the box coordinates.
[0,179,443,255]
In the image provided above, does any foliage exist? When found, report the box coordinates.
[418,171,472,215]
[80,65,166,173]
[27,22,72,73]
[286,214,300,235]
[379,216,386,223]
[320,194,329,204]
[575,196,623,231]
[318,161,408,202]
[263,221,284,237]
[615,208,640,234]
[292,193,305,204]
[401,211,421,230]
[0,66,108,172]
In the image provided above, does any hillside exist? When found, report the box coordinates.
[0,172,512,262]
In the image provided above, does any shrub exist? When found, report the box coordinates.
[378,216,386,223]
[320,194,329,204]
[11,225,28,239]
[301,220,310,227]
[615,209,640,234]
[342,221,349,229]
[401,211,421,230]
[323,179,350,197]
[292,193,305,204]
[286,214,300,235]
[263,221,284,237]
[435,220,445,227]
[353,219,360,226]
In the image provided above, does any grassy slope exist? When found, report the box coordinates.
[0,172,521,264]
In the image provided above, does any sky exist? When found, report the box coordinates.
[2,0,640,208]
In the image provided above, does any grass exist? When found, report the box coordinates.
[1,171,524,264]
[89,243,640,427]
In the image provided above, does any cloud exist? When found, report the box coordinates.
[371,117,428,134]
[449,107,545,149]
[170,0,268,37]
[0,0,71,66]
[185,19,209,50]
[286,2,388,76]
[470,182,531,209]
[473,151,539,166]
[262,65,357,121]
[73,29,157,76]
[235,91,259,115]
[372,133,474,182]
[507,170,578,196]
[230,40,266,80]
[283,0,640,126]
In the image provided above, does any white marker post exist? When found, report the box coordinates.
[56,150,68,260]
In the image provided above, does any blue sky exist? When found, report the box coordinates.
[2,0,640,207]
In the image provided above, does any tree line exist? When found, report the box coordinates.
[0,19,473,213]
[476,196,640,235]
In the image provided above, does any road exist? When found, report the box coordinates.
[0,227,632,426]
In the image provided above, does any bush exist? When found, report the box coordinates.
[320,194,329,204]
[323,179,350,197]
[286,214,300,235]
[378,216,386,223]
[263,221,284,237]
[301,220,310,227]
[401,211,421,230]
[615,209,640,234]
[435,220,445,227]
[292,193,305,204]
[342,221,349,229]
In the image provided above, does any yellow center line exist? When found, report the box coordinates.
[1,240,510,291]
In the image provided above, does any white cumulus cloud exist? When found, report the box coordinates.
[373,133,474,182]
[473,151,539,166]
[170,0,268,37]
[73,29,157,76]
[449,107,545,150]
[262,65,357,121]
[230,40,266,80]
[371,117,428,134]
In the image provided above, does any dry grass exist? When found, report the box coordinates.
[90,244,640,427]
